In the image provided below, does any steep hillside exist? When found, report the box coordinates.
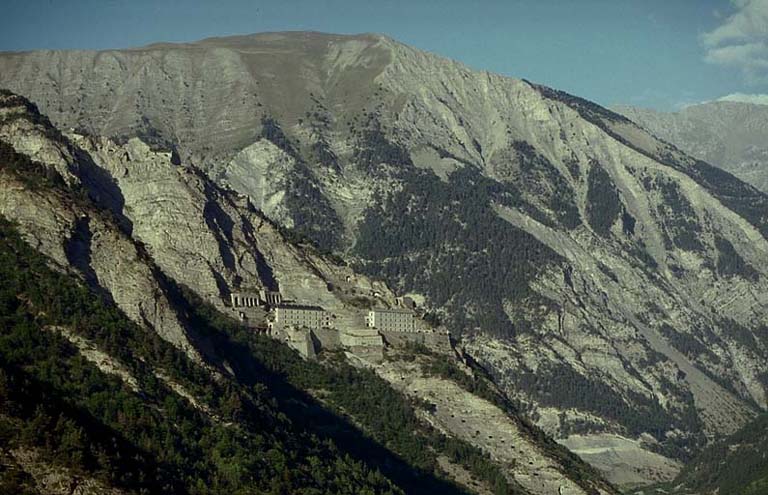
[633,412,768,495]
[0,90,616,495]
[2,32,768,488]
[614,101,768,192]
[0,217,403,495]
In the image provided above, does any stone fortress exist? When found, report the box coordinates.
[273,304,331,330]
[230,289,282,309]
[228,287,451,359]
[366,308,415,332]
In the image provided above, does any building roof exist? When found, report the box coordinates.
[370,308,414,314]
[343,329,381,337]
[275,303,326,311]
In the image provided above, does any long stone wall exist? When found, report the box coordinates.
[340,329,383,348]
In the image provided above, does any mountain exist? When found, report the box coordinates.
[614,101,768,192]
[0,90,615,495]
[656,412,768,495]
[2,32,768,489]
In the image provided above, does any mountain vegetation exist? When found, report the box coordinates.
[642,412,768,495]
[0,215,401,494]
[354,165,562,338]
[585,161,622,237]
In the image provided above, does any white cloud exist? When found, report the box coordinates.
[703,0,768,81]
[705,41,768,67]
[716,92,768,104]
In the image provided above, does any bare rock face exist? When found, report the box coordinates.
[375,352,613,495]
[74,134,274,307]
[3,33,768,487]
[218,140,296,227]
[70,133,396,329]
[0,92,81,186]
[0,94,202,360]
[614,101,768,193]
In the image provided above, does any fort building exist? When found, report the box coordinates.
[259,289,282,305]
[230,291,260,308]
[366,308,416,333]
[230,289,282,308]
[272,304,331,330]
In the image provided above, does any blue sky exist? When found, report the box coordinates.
[0,0,762,110]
